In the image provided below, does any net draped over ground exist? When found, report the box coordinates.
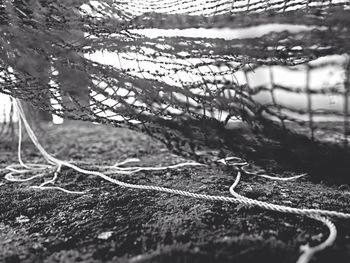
[0,0,350,161]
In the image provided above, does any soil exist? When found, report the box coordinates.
[0,123,349,263]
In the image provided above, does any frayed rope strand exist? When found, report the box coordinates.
[6,99,204,193]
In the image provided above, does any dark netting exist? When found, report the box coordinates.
[1,0,350,179]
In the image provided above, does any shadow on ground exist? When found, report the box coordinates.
[0,123,349,262]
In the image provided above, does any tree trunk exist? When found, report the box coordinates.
[59,30,90,124]
[20,100,52,123]
[11,0,53,123]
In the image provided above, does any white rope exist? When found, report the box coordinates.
[297,215,337,263]
[217,156,307,181]
[229,171,338,263]
[5,98,350,263]
[6,100,204,193]
[9,99,350,221]
[255,173,307,181]
[31,185,86,195]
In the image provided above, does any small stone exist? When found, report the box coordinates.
[32,242,43,250]
[16,215,30,224]
[311,233,323,242]
[222,236,231,242]
[97,231,113,240]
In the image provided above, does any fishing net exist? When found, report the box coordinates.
[0,1,350,175]
[1,2,350,262]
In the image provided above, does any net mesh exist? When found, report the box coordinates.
[1,0,350,175]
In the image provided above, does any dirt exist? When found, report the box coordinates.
[0,123,349,263]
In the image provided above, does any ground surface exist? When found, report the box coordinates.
[0,123,349,263]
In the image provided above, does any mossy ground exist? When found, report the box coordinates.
[0,123,349,262]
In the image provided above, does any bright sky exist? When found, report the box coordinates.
[131,24,321,40]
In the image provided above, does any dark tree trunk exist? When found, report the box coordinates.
[20,100,52,123]
[58,31,90,124]
[10,0,53,123]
